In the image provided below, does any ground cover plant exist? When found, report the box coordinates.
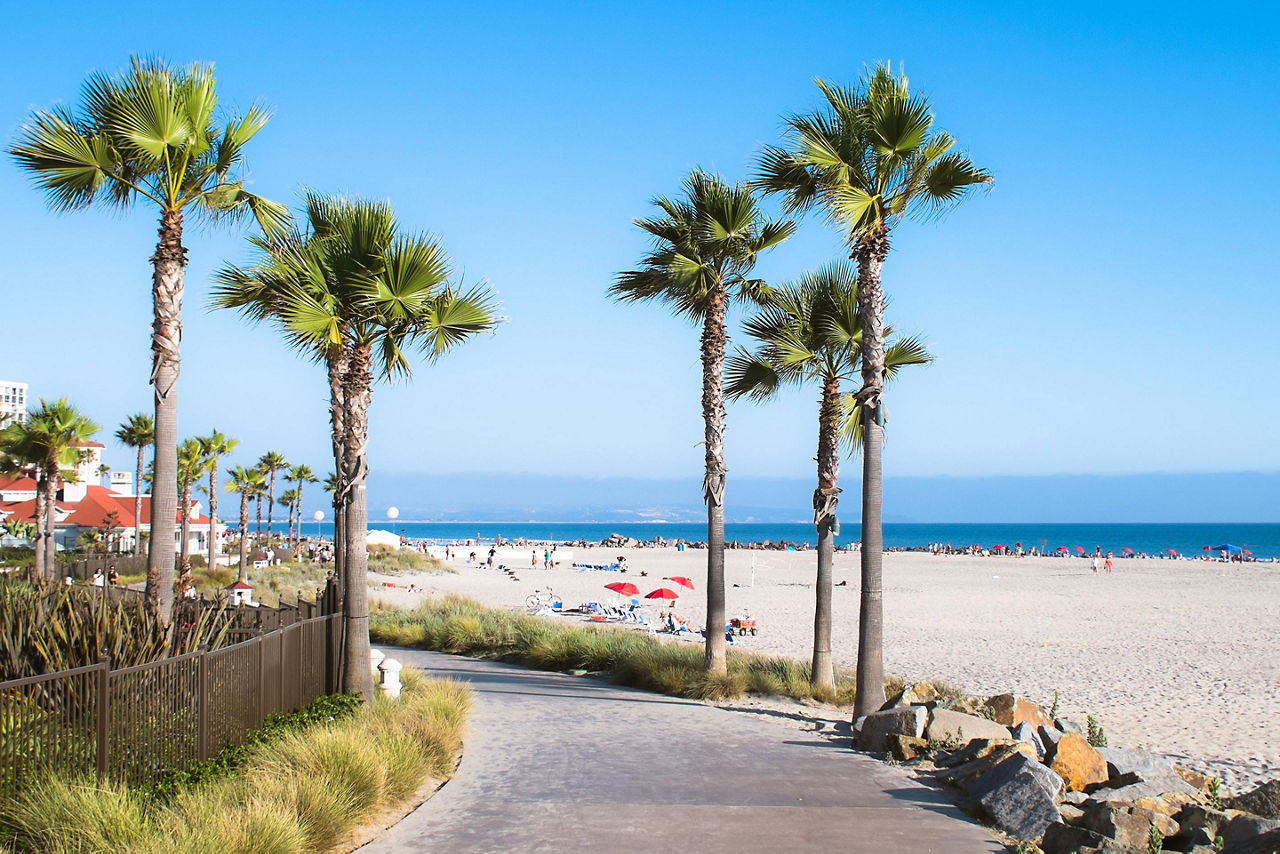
[0,671,470,853]
[367,545,455,576]
[370,594,862,704]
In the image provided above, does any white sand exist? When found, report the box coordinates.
[371,546,1280,791]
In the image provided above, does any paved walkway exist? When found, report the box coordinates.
[362,651,1002,853]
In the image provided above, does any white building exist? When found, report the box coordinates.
[0,380,27,428]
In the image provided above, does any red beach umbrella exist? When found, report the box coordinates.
[645,588,680,600]
[605,582,639,597]
[1055,546,1069,552]
[1167,549,1178,556]
[664,576,696,590]
[1122,547,1134,555]
[1244,549,1253,555]
[1074,546,1086,554]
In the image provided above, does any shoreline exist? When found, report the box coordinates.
[369,546,1280,791]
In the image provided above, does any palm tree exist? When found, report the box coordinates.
[0,423,45,577]
[199,430,238,573]
[257,452,288,542]
[610,170,793,674]
[285,464,317,549]
[10,57,287,623]
[225,466,264,583]
[277,489,299,547]
[726,262,931,689]
[115,414,154,560]
[214,193,499,699]
[176,438,208,590]
[756,66,990,714]
[19,400,99,580]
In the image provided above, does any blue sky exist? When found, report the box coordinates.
[3,1,1279,497]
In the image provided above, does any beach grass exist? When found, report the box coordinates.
[0,670,470,854]
[370,595,859,705]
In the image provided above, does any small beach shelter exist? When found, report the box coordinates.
[1210,544,1242,553]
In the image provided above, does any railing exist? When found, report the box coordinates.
[0,612,343,794]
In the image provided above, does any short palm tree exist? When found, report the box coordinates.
[176,438,208,589]
[726,261,931,689]
[285,463,317,549]
[756,65,990,713]
[10,57,287,623]
[198,430,237,575]
[15,400,99,580]
[0,422,46,577]
[277,488,299,546]
[213,192,499,698]
[114,413,154,559]
[611,170,793,674]
[225,465,265,583]
[257,451,288,541]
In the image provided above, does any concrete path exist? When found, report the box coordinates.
[362,650,1003,853]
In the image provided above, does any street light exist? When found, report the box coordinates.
[313,510,324,539]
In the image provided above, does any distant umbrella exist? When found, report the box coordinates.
[1122,547,1134,555]
[664,576,695,590]
[605,582,639,597]
[1211,544,1242,552]
[1055,546,1069,552]
[1168,549,1178,556]
[1244,549,1253,555]
[645,588,680,600]
[1075,546,1086,554]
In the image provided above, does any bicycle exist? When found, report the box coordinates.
[525,587,556,612]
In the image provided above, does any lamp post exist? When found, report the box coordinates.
[313,510,324,540]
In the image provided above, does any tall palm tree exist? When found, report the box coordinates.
[225,465,264,583]
[176,438,208,590]
[214,192,499,699]
[10,57,287,623]
[198,430,237,575]
[285,464,317,549]
[20,400,99,580]
[257,451,288,541]
[726,262,931,689]
[756,66,990,714]
[611,170,793,674]
[114,413,154,559]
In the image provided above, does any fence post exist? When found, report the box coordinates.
[197,644,209,761]
[257,632,265,727]
[96,654,110,781]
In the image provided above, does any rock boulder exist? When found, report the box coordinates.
[986,693,1055,729]
[925,708,1012,745]
[1229,780,1280,821]
[855,705,927,752]
[1077,802,1180,850]
[968,751,1065,841]
[1048,733,1110,792]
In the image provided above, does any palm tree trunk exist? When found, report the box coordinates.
[340,342,374,700]
[178,477,192,591]
[238,492,249,583]
[853,230,889,717]
[134,446,145,556]
[43,457,57,581]
[207,462,219,575]
[266,471,275,540]
[811,373,841,691]
[255,495,262,539]
[147,209,185,626]
[33,482,46,583]
[700,290,729,675]
[326,349,348,604]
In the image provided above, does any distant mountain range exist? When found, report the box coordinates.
[345,470,1280,524]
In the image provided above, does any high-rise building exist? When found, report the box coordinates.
[0,381,27,428]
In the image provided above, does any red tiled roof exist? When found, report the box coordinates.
[78,441,106,449]
[3,487,214,530]
[0,476,38,492]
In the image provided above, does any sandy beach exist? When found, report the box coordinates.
[370,546,1279,791]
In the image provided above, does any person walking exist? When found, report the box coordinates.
[1091,555,1099,574]
[1104,553,1113,574]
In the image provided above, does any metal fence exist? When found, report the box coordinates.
[0,609,343,793]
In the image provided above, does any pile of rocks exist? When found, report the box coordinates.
[854,687,1280,853]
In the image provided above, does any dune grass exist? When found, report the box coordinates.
[370,594,861,705]
[368,545,456,576]
[0,670,470,854]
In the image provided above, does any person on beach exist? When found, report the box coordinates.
[1105,553,1113,574]
[487,547,495,568]
[107,565,118,586]
[544,549,551,569]
[1091,555,1099,573]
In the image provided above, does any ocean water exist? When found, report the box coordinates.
[295,521,1280,560]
